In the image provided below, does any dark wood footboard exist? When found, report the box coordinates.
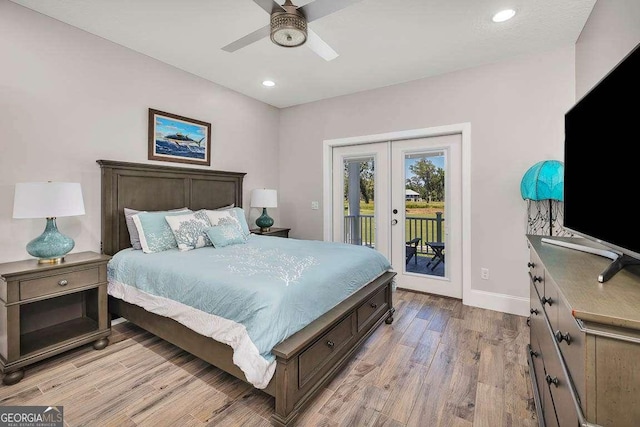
[270,271,395,426]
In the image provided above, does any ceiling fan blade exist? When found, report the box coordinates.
[306,29,339,61]
[252,0,284,15]
[299,0,363,23]
[221,24,271,52]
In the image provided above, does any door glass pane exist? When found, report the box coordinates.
[404,151,445,277]
[343,157,375,247]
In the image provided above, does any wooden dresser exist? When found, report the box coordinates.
[527,235,640,427]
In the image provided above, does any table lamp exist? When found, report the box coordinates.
[13,182,86,264]
[250,189,277,232]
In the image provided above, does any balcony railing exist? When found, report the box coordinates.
[343,213,444,253]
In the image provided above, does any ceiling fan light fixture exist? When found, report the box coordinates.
[270,7,307,47]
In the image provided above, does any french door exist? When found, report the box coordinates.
[331,134,462,298]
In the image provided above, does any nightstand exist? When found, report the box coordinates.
[250,227,291,238]
[0,251,111,385]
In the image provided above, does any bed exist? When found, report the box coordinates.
[97,160,396,426]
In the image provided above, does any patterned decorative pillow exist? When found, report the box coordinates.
[165,211,213,251]
[204,210,244,234]
[132,210,193,253]
[205,224,248,248]
[227,207,251,237]
[124,207,189,250]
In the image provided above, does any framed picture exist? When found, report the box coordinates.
[148,109,211,166]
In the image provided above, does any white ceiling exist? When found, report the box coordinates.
[10,0,595,108]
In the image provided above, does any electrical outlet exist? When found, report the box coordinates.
[311,201,319,210]
[481,268,489,280]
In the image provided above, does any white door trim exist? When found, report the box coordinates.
[322,123,472,305]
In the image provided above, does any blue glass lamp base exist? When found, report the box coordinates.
[26,218,75,264]
[255,208,274,232]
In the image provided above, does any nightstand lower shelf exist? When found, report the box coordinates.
[21,317,100,356]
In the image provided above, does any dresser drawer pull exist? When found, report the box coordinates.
[545,375,559,387]
[58,279,69,287]
[555,330,572,345]
[533,275,543,283]
[529,349,539,358]
[541,296,553,306]
[326,340,335,349]
[527,262,535,268]
[370,302,378,309]
[530,308,539,315]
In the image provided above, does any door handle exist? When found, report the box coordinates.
[391,219,398,225]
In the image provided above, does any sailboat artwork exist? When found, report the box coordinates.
[148,108,212,166]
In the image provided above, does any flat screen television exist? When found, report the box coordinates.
[561,42,640,282]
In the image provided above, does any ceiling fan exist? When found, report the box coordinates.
[222,0,363,61]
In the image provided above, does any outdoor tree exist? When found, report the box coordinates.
[406,158,445,202]
[343,160,375,204]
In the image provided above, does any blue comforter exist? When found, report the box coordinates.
[107,235,391,364]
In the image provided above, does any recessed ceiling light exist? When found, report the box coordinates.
[262,80,276,87]
[492,9,516,23]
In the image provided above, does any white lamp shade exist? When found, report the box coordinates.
[13,182,86,219]
[250,189,277,208]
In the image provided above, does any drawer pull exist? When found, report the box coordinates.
[554,330,572,345]
[527,262,535,268]
[533,275,543,283]
[541,296,553,306]
[529,349,539,358]
[530,308,539,315]
[545,375,559,387]
[370,302,378,309]
[58,279,68,286]
[326,340,335,348]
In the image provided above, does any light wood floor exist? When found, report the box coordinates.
[0,290,537,427]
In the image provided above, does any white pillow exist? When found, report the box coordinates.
[204,210,244,235]
[165,211,212,251]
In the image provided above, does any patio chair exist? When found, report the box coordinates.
[406,237,421,265]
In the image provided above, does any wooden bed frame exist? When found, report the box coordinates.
[97,160,396,426]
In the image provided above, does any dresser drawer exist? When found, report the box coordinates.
[546,353,579,427]
[299,313,355,388]
[20,267,100,300]
[357,287,388,332]
[556,294,585,406]
[529,250,545,296]
[540,274,558,330]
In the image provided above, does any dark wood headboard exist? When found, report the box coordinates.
[97,160,246,255]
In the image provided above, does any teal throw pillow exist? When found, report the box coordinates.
[205,224,248,248]
[132,209,193,253]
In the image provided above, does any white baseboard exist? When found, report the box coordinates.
[464,289,529,316]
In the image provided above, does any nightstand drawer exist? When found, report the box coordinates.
[20,267,100,300]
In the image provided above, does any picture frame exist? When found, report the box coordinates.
[148,108,211,166]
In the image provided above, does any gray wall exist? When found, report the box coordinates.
[278,46,576,309]
[576,0,640,98]
[0,1,280,262]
